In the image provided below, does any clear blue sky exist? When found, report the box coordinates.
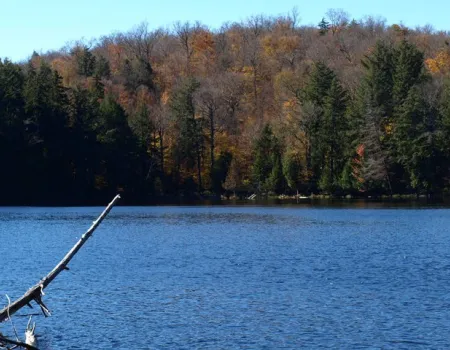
[1,0,448,62]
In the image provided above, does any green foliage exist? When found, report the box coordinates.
[20,62,71,201]
[95,55,111,79]
[302,62,349,194]
[393,86,444,192]
[267,142,285,194]
[440,79,450,151]
[360,41,395,118]
[0,59,26,202]
[211,151,233,194]
[170,77,204,189]
[253,124,285,194]
[74,46,96,77]
[129,102,155,148]
[392,40,426,106]
[319,77,348,193]
[318,18,330,36]
[123,58,154,92]
[2,28,450,203]
[97,93,132,145]
[282,152,302,192]
[304,62,336,106]
[253,124,274,189]
[96,94,143,195]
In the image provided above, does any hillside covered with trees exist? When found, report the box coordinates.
[1,9,450,204]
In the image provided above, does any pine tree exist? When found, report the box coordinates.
[304,62,336,106]
[266,138,285,194]
[282,152,303,194]
[394,86,443,194]
[302,62,347,193]
[253,124,285,194]
[74,46,96,77]
[22,62,71,202]
[95,55,111,79]
[170,78,203,190]
[360,40,395,118]
[96,93,141,197]
[253,124,274,192]
[389,40,428,192]
[319,77,348,193]
[130,102,160,183]
[211,151,233,194]
[0,59,26,203]
[392,40,425,106]
[352,41,397,194]
[66,87,100,201]
[360,102,394,195]
[440,79,450,153]
[318,18,330,36]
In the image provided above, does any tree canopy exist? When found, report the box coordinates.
[1,12,450,204]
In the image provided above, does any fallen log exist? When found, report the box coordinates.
[0,195,121,323]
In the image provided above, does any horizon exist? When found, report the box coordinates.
[1,0,449,63]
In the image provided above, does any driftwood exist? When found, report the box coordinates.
[0,195,121,324]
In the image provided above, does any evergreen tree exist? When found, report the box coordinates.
[129,102,161,194]
[318,18,330,36]
[352,41,397,194]
[253,124,285,194]
[23,62,70,202]
[360,102,394,195]
[392,40,426,106]
[440,79,450,154]
[389,40,428,192]
[302,62,347,193]
[266,138,285,194]
[74,46,96,77]
[253,124,274,192]
[304,62,336,106]
[319,77,348,193]
[90,74,105,101]
[95,55,111,79]
[170,78,203,190]
[211,151,233,194]
[394,86,443,194]
[282,152,303,194]
[360,41,395,118]
[66,87,100,202]
[123,58,155,92]
[96,93,141,198]
[0,59,26,203]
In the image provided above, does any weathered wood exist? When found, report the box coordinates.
[0,195,121,323]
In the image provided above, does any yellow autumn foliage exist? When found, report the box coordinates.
[425,50,450,75]
[384,122,393,135]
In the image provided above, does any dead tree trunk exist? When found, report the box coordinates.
[0,195,121,324]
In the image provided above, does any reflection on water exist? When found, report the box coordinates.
[1,205,450,349]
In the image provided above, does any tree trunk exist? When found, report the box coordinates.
[0,195,121,323]
[197,147,202,192]
[158,129,164,174]
[209,108,215,189]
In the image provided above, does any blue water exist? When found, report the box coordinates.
[1,205,450,349]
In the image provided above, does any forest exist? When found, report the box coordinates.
[1,9,450,204]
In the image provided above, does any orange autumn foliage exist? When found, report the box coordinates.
[425,50,450,75]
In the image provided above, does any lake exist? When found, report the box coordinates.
[1,204,450,349]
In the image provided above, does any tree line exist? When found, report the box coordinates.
[1,10,450,204]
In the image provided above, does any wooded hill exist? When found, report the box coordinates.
[1,9,450,204]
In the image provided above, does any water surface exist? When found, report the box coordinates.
[1,205,450,349]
